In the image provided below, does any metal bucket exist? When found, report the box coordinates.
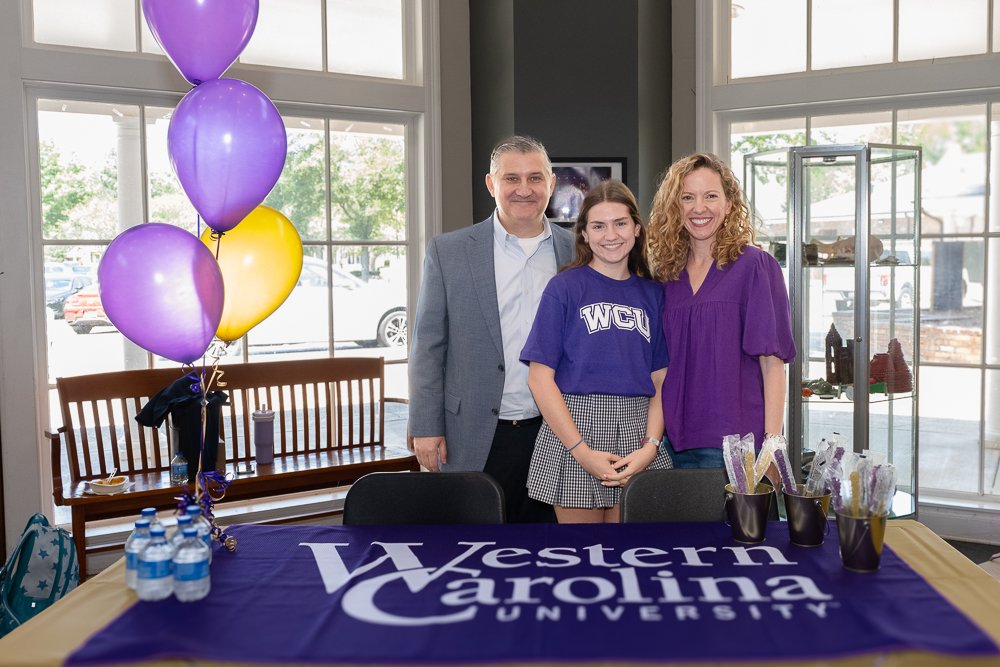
[784,484,831,547]
[724,483,773,543]
[834,511,887,572]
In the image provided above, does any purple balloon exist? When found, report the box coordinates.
[168,78,287,234]
[142,0,258,85]
[98,223,224,365]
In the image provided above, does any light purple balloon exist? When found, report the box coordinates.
[168,78,287,234]
[98,223,224,365]
[142,0,258,85]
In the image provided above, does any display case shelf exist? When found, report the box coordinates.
[746,144,920,518]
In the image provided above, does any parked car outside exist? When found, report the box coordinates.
[821,249,981,311]
[63,284,106,333]
[62,258,408,348]
[248,257,407,348]
[45,274,93,319]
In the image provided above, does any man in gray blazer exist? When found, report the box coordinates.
[408,135,575,522]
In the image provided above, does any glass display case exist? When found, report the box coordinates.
[745,144,920,517]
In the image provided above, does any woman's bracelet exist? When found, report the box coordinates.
[640,436,660,448]
[567,437,584,452]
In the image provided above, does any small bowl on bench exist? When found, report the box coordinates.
[89,476,128,495]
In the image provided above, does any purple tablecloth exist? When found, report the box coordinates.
[68,521,999,665]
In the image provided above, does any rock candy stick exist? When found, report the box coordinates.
[850,470,861,516]
[804,443,832,496]
[772,445,798,495]
[722,435,739,491]
[871,464,897,515]
[754,436,779,490]
[744,448,756,491]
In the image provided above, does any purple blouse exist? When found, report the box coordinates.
[661,246,795,452]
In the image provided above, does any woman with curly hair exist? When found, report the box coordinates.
[647,152,795,467]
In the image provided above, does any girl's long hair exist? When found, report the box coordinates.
[562,179,651,279]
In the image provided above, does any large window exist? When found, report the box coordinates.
[38,99,411,390]
[711,1,1000,503]
[730,0,990,80]
[33,0,411,81]
[29,0,424,399]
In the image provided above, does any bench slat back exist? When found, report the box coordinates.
[55,357,387,482]
[220,358,385,463]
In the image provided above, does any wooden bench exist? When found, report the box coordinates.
[46,356,418,578]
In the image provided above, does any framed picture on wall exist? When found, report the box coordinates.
[546,158,627,226]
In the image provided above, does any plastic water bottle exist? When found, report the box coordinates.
[124,518,151,590]
[185,504,213,564]
[173,527,211,602]
[170,450,189,486]
[140,507,164,534]
[168,425,188,485]
[169,514,193,550]
[136,525,173,601]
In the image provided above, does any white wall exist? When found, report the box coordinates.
[0,2,44,553]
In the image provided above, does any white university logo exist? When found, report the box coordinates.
[579,303,651,342]
[298,540,834,627]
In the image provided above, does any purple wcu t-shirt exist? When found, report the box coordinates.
[662,246,795,452]
[520,266,667,397]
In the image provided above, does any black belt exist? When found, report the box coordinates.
[497,416,543,427]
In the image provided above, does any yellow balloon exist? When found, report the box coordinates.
[201,205,303,342]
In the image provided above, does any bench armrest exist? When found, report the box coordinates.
[46,426,67,505]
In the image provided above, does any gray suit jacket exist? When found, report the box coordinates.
[408,216,575,471]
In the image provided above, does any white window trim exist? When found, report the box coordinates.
[698,1,1000,154]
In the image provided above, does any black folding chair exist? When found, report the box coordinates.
[342,471,506,525]
[619,468,730,523]
[621,468,780,523]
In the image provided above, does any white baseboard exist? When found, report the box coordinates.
[918,501,1000,545]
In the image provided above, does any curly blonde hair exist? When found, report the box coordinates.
[647,152,757,282]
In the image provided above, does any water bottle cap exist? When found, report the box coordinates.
[150,525,166,536]
[135,518,151,528]
[177,515,192,524]
[185,505,202,516]
[140,507,156,517]
[182,527,198,537]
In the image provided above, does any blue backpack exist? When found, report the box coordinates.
[0,513,79,638]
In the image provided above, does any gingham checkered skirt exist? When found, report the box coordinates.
[527,393,673,509]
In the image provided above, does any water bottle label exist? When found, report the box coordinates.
[126,551,139,570]
[202,534,211,548]
[174,560,210,581]
[138,559,173,579]
[171,462,188,479]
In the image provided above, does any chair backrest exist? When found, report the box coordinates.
[342,472,506,525]
[620,468,729,523]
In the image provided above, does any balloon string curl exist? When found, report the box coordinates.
[209,230,224,259]
[177,355,237,552]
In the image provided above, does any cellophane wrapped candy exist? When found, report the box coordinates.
[754,436,779,489]
[770,438,798,495]
[723,434,752,493]
[831,451,896,517]
[805,441,846,497]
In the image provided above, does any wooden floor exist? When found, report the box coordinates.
[945,539,1000,564]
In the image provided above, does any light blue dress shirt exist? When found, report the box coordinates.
[491,212,559,420]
